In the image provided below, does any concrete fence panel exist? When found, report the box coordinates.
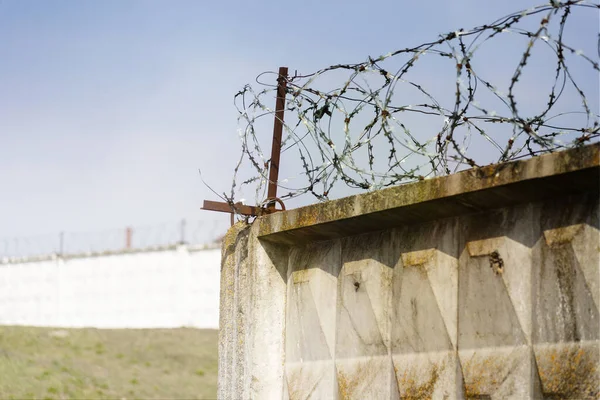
[218,144,599,399]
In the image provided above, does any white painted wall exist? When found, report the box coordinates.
[0,246,221,328]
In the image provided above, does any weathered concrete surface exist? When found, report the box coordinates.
[218,143,599,399]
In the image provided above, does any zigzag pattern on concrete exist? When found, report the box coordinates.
[281,199,599,399]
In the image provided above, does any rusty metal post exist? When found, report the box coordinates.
[125,227,132,249]
[201,66,289,220]
[180,219,186,245]
[59,232,64,256]
[266,66,288,210]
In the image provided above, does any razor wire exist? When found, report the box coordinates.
[230,0,599,207]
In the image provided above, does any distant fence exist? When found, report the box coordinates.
[0,219,225,261]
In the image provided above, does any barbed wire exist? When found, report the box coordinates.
[229,0,599,208]
[0,219,225,260]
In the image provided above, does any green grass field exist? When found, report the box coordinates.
[0,326,218,399]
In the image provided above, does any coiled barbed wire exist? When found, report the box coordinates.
[229,1,599,208]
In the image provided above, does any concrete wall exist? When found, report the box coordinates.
[0,246,220,329]
[218,144,599,399]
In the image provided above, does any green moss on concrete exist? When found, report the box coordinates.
[256,144,599,243]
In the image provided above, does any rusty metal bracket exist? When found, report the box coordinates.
[201,200,259,217]
[201,197,285,226]
[202,66,289,225]
[258,197,286,212]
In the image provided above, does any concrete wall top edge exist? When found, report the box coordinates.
[255,143,599,244]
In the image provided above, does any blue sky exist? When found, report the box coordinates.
[0,0,597,241]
